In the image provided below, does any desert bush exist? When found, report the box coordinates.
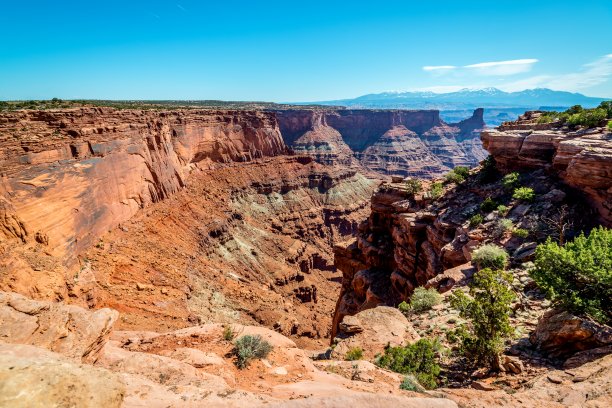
[480,197,498,213]
[599,101,612,118]
[492,218,513,238]
[376,338,442,389]
[502,172,520,190]
[500,218,513,231]
[471,244,508,270]
[450,268,515,368]
[409,287,442,313]
[453,166,470,179]
[345,347,364,361]
[513,187,535,202]
[478,156,499,184]
[567,108,607,128]
[444,171,465,184]
[469,214,484,228]
[512,228,529,238]
[398,301,411,316]
[429,182,444,199]
[233,335,273,368]
[405,178,422,195]
[566,105,584,115]
[607,120,612,131]
[400,375,425,392]
[530,227,612,325]
[497,204,509,216]
[222,325,236,341]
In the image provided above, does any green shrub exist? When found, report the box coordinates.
[500,218,513,231]
[405,178,422,195]
[480,197,498,213]
[453,166,470,179]
[471,244,508,270]
[566,105,584,115]
[478,156,499,184]
[567,108,607,128]
[513,187,535,202]
[429,182,444,199]
[530,227,612,325]
[400,375,425,392]
[599,101,612,118]
[607,120,612,131]
[409,287,442,313]
[502,172,520,190]
[469,214,484,228]
[345,347,363,361]
[222,325,236,341]
[376,338,442,389]
[233,335,273,368]
[398,301,411,316]
[450,268,515,368]
[497,204,509,216]
[512,228,529,238]
[444,171,465,185]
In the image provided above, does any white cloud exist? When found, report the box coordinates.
[463,59,539,76]
[422,65,457,72]
[499,54,612,92]
[422,58,538,77]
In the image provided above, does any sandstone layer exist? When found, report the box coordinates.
[276,108,486,178]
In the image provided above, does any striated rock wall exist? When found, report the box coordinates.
[481,111,612,225]
[276,108,486,177]
[0,107,286,266]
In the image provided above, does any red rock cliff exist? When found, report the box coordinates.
[0,108,286,265]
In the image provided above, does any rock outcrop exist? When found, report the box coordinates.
[530,309,612,358]
[481,111,612,225]
[276,108,486,178]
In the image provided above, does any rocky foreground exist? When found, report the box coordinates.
[1,290,610,408]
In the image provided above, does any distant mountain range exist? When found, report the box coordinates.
[300,88,608,126]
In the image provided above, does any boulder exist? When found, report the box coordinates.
[0,291,118,363]
[529,309,612,358]
[332,306,419,359]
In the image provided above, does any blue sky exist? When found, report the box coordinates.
[1,0,611,101]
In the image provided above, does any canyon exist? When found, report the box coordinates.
[0,105,610,407]
[276,108,486,177]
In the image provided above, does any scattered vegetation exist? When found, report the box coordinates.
[469,214,484,228]
[450,268,515,368]
[480,197,498,213]
[429,182,444,199]
[530,227,612,325]
[536,102,611,128]
[502,172,520,190]
[409,287,443,313]
[471,244,509,270]
[513,187,535,202]
[608,120,612,131]
[376,338,442,389]
[405,178,423,195]
[345,347,364,361]
[233,335,273,369]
